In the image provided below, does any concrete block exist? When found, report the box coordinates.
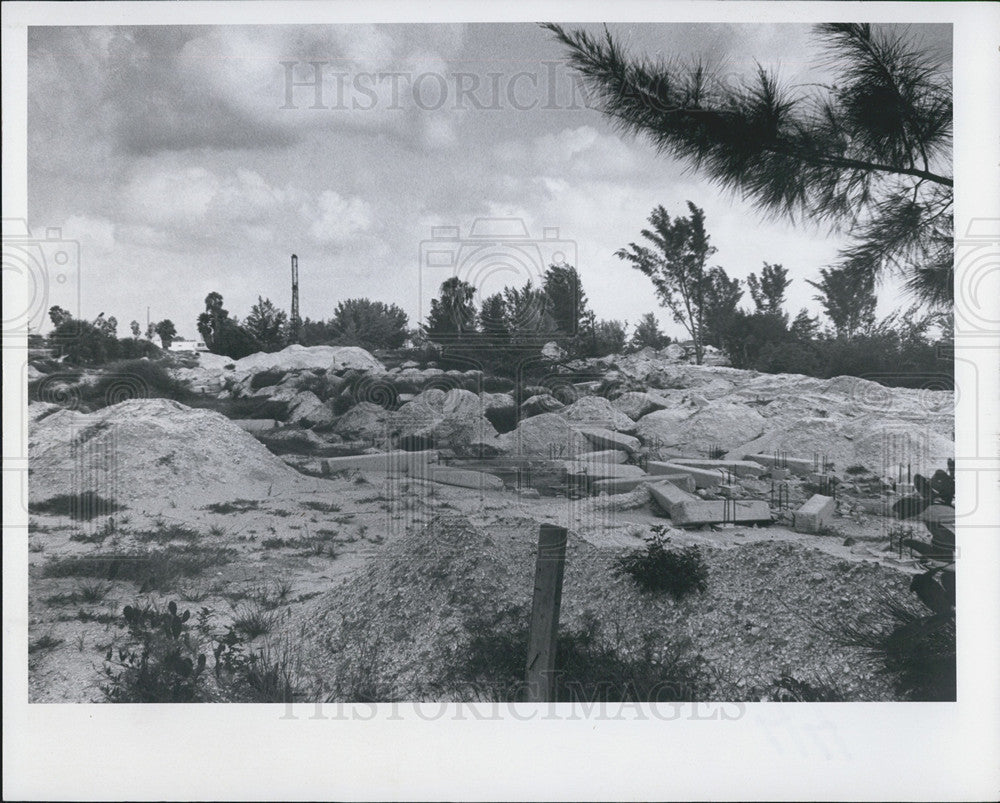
[321,450,438,476]
[672,499,773,527]
[429,466,504,490]
[590,472,695,496]
[745,453,814,476]
[648,481,699,515]
[574,449,627,465]
[591,477,648,494]
[648,461,725,489]
[578,427,640,454]
[233,418,279,433]
[655,473,697,493]
[717,483,740,498]
[670,458,767,478]
[793,494,836,533]
[770,467,791,481]
[563,462,647,481]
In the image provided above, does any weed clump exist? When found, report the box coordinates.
[42,546,236,591]
[435,606,708,703]
[100,600,303,703]
[616,527,708,599]
[102,601,209,702]
[33,491,125,521]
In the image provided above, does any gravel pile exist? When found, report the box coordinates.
[298,514,915,701]
[28,398,300,508]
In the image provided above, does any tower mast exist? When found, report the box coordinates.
[290,253,301,343]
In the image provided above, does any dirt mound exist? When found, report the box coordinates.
[298,514,526,699]
[295,512,915,702]
[28,398,299,511]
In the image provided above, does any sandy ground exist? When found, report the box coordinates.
[28,462,927,703]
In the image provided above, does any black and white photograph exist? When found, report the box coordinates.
[3,1,998,800]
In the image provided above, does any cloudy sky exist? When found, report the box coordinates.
[27,22,951,339]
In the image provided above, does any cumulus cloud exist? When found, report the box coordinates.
[308,190,373,243]
[58,215,117,254]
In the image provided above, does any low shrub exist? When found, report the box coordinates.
[617,528,709,599]
[89,359,189,407]
[32,491,124,521]
[204,499,261,514]
[437,606,708,703]
[101,600,304,703]
[213,632,301,703]
[42,546,236,591]
[29,634,63,655]
[102,601,209,702]
[838,587,956,701]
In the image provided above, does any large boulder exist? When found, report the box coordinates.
[442,388,482,418]
[636,402,766,455]
[411,415,502,457]
[559,396,636,433]
[233,344,384,377]
[287,391,335,427]
[333,401,393,442]
[611,391,671,421]
[497,413,591,458]
[394,387,503,456]
[482,392,515,411]
[520,394,565,418]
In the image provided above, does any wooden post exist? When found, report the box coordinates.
[525,524,568,702]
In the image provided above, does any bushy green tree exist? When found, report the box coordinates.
[808,266,877,338]
[585,316,628,357]
[244,297,288,352]
[747,263,791,318]
[196,292,260,359]
[423,277,477,340]
[789,308,821,342]
[329,298,409,350]
[153,319,177,350]
[701,267,743,348]
[48,305,73,328]
[630,312,671,351]
[542,262,589,338]
[616,202,715,364]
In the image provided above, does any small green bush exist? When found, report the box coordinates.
[42,546,235,591]
[32,492,124,521]
[437,605,708,703]
[90,359,188,407]
[204,499,260,514]
[617,528,708,599]
[102,601,209,703]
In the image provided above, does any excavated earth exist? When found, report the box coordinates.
[25,347,954,703]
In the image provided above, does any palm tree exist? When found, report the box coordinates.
[543,22,953,307]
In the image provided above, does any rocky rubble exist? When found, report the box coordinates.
[164,342,953,476]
